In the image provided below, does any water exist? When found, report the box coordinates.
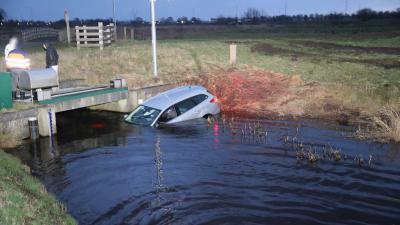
[9,110,400,225]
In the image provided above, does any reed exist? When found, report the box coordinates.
[372,107,400,142]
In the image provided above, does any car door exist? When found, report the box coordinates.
[190,94,209,116]
[157,105,178,125]
[170,94,209,123]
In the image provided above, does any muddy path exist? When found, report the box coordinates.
[251,43,307,57]
[335,58,400,69]
[293,40,400,55]
[251,43,400,69]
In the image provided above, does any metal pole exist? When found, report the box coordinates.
[28,117,39,141]
[150,0,158,77]
[113,0,117,40]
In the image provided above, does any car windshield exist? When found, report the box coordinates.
[125,105,161,126]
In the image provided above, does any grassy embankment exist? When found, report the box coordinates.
[0,150,76,225]
[0,20,399,141]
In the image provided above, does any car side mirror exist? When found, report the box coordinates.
[124,114,128,119]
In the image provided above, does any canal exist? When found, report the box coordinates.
[9,109,400,225]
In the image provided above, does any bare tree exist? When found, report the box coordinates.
[0,8,6,22]
[244,8,262,19]
[244,8,264,24]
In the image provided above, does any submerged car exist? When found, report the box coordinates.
[125,85,220,127]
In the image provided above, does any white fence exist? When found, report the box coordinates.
[58,28,76,43]
[21,28,59,42]
[75,22,115,50]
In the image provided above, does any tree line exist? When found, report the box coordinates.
[0,7,399,29]
[210,7,400,25]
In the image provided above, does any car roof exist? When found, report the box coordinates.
[143,85,209,110]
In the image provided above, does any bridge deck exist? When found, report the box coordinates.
[39,87,128,105]
[38,87,129,113]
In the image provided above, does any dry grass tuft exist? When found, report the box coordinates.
[0,125,21,149]
[372,107,400,142]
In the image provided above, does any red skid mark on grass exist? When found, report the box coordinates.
[194,69,296,115]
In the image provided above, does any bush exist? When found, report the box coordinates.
[357,8,377,22]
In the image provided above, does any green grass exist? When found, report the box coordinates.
[0,150,76,225]
[1,20,399,110]
[156,27,400,106]
[333,36,400,48]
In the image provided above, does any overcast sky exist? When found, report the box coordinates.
[2,0,400,21]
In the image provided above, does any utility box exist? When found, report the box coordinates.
[0,72,13,109]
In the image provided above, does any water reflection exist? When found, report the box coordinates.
[213,121,220,145]
[7,110,400,225]
[154,136,164,201]
[28,138,59,173]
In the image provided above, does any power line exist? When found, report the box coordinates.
[284,2,288,16]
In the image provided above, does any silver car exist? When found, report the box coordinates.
[125,85,220,126]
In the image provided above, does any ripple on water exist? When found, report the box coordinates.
[8,111,400,225]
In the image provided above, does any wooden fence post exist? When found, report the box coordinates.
[83,25,88,46]
[75,26,80,50]
[110,23,115,42]
[130,28,134,40]
[113,23,117,41]
[230,44,237,66]
[64,10,71,45]
[98,22,104,50]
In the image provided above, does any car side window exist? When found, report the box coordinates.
[175,98,197,115]
[158,106,178,123]
[175,94,208,115]
[192,94,208,104]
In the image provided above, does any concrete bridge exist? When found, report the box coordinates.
[0,83,175,138]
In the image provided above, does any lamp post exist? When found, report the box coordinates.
[113,0,117,40]
[150,0,158,77]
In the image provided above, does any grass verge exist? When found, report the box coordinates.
[0,150,76,225]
